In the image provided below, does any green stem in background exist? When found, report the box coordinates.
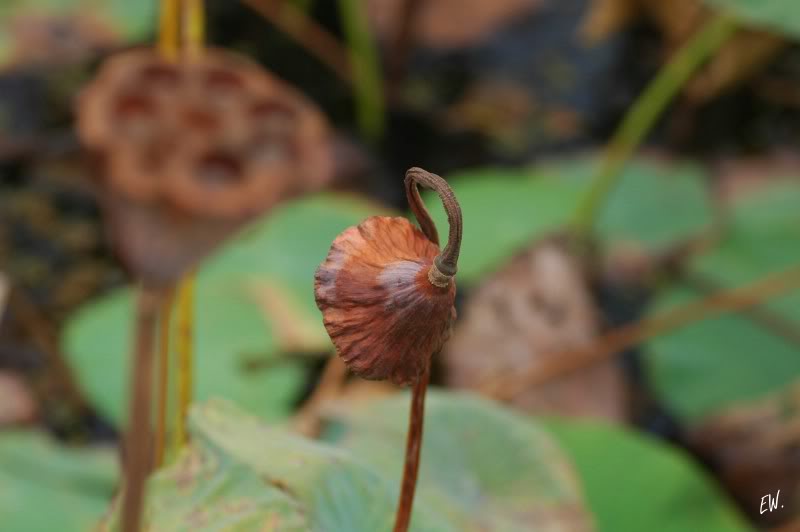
[572,14,738,238]
[338,0,386,141]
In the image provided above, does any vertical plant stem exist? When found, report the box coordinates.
[159,0,181,60]
[338,0,386,140]
[121,287,163,532]
[154,290,175,468]
[572,14,737,237]
[174,272,196,449]
[183,0,206,59]
[393,360,431,532]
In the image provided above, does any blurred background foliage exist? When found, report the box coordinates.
[2,0,800,530]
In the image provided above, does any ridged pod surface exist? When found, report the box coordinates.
[315,216,456,385]
[76,47,333,284]
[78,47,332,218]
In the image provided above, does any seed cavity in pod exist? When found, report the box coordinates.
[248,136,292,167]
[113,93,158,140]
[138,63,182,90]
[180,107,220,133]
[194,151,244,189]
[138,141,172,174]
[250,100,296,136]
[204,68,245,101]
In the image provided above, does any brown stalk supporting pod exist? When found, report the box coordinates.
[76,39,334,532]
[315,167,462,532]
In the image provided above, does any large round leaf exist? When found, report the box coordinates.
[145,400,432,532]
[645,180,800,421]
[203,193,392,321]
[690,181,800,317]
[421,166,587,284]
[63,282,306,427]
[62,194,387,426]
[326,391,593,531]
[704,0,800,40]
[115,395,592,531]
[593,159,712,252]
[646,286,800,421]
[0,431,118,532]
[423,157,712,283]
[546,419,751,532]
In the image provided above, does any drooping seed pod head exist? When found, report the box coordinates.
[314,168,462,385]
[76,47,333,285]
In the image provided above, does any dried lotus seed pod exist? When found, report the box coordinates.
[315,216,456,385]
[76,47,334,284]
[315,167,461,385]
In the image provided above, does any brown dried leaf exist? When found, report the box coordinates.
[687,30,785,102]
[5,12,119,67]
[712,153,800,204]
[772,517,800,532]
[443,236,627,421]
[582,0,787,102]
[689,382,800,526]
[0,372,38,427]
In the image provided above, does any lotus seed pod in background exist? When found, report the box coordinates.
[315,216,456,385]
[76,47,333,284]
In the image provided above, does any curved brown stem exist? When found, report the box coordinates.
[393,360,431,532]
[121,286,163,532]
[404,167,462,278]
[154,290,175,468]
[395,168,460,527]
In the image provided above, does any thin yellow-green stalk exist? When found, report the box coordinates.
[572,14,737,237]
[174,272,196,448]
